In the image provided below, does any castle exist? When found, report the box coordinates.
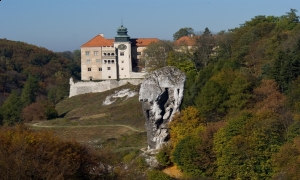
[69,25,158,97]
[80,25,158,81]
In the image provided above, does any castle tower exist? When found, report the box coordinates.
[114,25,132,79]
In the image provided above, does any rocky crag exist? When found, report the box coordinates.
[139,66,186,150]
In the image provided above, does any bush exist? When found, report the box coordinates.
[147,170,172,180]
[156,144,172,167]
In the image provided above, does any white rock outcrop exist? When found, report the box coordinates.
[139,66,186,150]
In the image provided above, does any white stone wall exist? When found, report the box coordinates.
[69,78,143,97]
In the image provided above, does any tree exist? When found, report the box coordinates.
[169,106,205,146]
[194,79,227,121]
[173,27,194,41]
[141,40,174,72]
[272,137,300,180]
[0,126,111,179]
[0,90,22,125]
[20,74,38,107]
[193,27,216,69]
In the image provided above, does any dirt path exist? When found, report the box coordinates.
[30,122,144,133]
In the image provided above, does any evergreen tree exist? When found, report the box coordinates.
[20,74,38,107]
[0,90,22,125]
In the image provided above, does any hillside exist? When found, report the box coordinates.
[0,39,80,125]
[28,83,147,150]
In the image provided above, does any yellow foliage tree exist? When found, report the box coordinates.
[169,106,205,146]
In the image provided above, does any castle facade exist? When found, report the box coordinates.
[81,25,158,81]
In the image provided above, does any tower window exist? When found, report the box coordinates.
[120,52,124,56]
[108,76,111,78]
[121,61,124,63]
[121,68,124,70]
[107,67,111,70]
[112,60,115,64]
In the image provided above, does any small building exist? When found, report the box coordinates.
[81,25,158,81]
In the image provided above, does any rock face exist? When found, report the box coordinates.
[139,67,186,150]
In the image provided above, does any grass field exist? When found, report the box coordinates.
[27,83,148,153]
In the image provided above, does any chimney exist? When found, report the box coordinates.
[99,34,104,37]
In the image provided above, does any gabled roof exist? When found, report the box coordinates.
[82,34,159,48]
[81,35,114,47]
[133,38,159,47]
[175,36,196,46]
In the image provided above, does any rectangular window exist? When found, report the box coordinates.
[120,52,124,56]
[94,51,98,56]
[86,51,90,56]
[121,61,124,63]
[99,67,102,71]
[121,67,124,70]
[108,76,111,78]
[96,59,101,63]
[107,67,111,70]
[86,59,91,63]
[137,52,142,55]
[88,67,91,71]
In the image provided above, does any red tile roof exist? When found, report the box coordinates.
[81,34,159,47]
[81,35,114,47]
[175,36,196,46]
[134,38,159,46]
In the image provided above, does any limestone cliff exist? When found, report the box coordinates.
[139,66,186,150]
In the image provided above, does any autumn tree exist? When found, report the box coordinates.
[272,137,300,180]
[0,125,111,179]
[141,40,174,72]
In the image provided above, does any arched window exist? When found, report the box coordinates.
[104,60,107,64]
[103,53,107,56]
[108,60,111,64]
[112,60,115,64]
[111,53,115,56]
[108,53,110,56]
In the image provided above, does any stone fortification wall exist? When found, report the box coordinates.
[69,78,143,97]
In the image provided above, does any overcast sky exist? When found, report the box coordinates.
[1,0,300,52]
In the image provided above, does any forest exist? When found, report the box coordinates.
[1,9,300,179]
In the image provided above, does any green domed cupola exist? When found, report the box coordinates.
[115,25,130,42]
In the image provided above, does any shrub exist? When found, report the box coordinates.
[147,170,172,180]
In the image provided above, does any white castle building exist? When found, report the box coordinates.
[81,25,158,81]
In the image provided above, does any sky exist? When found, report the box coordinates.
[1,0,300,52]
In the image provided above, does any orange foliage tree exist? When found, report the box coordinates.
[0,126,110,179]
